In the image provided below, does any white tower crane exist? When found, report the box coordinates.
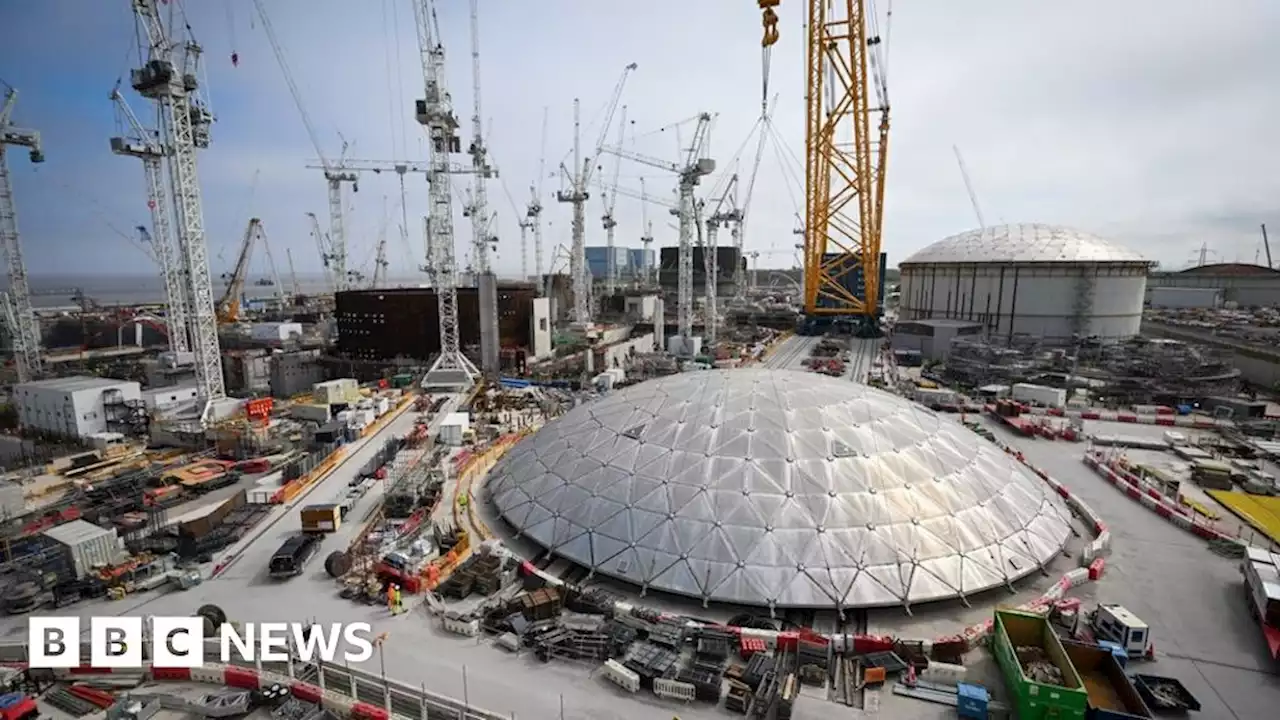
[599,105,627,296]
[527,107,549,292]
[129,0,225,418]
[0,86,43,383]
[602,113,714,351]
[109,86,190,355]
[557,64,637,324]
[704,174,741,346]
[250,0,361,294]
[463,0,500,375]
[639,177,655,287]
[413,0,478,386]
[305,211,336,292]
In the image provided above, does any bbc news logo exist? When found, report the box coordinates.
[28,617,376,668]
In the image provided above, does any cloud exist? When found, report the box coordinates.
[1,0,1276,282]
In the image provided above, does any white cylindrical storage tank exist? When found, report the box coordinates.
[898,223,1150,341]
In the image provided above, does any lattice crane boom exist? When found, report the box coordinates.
[130,0,226,414]
[413,0,478,384]
[557,63,637,324]
[0,87,43,382]
[251,0,358,294]
[109,85,190,354]
[529,107,548,293]
[599,105,627,295]
[703,174,741,345]
[639,177,655,286]
[602,112,713,349]
[797,0,890,329]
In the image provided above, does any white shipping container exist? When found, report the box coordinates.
[1011,383,1066,408]
[915,387,957,406]
[438,423,464,447]
[43,520,121,580]
[376,397,390,415]
[1149,286,1223,310]
[607,368,626,384]
[336,410,354,424]
[291,403,332,423]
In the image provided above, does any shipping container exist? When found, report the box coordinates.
[42,520,122,580]
[1061,641,1153,720]
[390,373,415,388]
[299,504,343,534]
[992,609,1088,720]
[1012,383,1068,409]
[313,378,360,405]
[291,403,332,424]
[439,412,470,447]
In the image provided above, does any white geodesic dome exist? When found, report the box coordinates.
[487,369,1072,609]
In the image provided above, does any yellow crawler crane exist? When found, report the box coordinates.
[758,0,890,336]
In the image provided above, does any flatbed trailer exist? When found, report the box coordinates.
[1062,641,1153,719]
[1242,546,1280,659]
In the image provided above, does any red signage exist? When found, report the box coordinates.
[246,397,274,421]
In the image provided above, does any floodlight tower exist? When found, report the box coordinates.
[0,87,43,382]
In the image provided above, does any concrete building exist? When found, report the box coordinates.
[1148,286,1223,310]
[223,349,272,394]
[891,318,985,362]
[13,376,143,439]
[899,223,1151,341]
[141,384,199,412]
[270,349,327,398]
[1146,263,1280,307]
[249,322,304,344]
[585,246,631,280]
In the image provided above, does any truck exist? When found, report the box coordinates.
[1083,604,1154,659]
[1061,641,1153,719]
[1243,546,1280,659]
[992,608,1088,720]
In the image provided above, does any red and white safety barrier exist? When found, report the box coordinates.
[1082,452,1246,547]
[1020,405,1230,428]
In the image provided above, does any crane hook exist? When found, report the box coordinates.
[759,0,781,47]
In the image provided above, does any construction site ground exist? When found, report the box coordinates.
[3,380,1279,719]
[35,681,281,720]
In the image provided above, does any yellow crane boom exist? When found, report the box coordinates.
[759,0,889,333]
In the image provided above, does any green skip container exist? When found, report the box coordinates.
[992,609,1088,720]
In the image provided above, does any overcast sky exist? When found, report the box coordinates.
[2,0,1277,281]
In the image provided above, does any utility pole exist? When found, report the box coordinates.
[602,113,714,352]
[413,0,478,386]
[131,0,226,419]
[109,86,190,355]
[0,87,43,383]
[557,64,637,324]
[464,0,499,374]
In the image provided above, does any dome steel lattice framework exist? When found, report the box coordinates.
[488,370,1072,610]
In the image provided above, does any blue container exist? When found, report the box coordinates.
[1098,640,1128,668]
[956,682,989,719]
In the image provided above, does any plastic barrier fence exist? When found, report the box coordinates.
[653,678,697,702]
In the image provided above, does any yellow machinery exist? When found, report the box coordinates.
[758,0,889,334]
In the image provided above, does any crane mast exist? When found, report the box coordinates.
[463,0,500,375]
[413,0,478,385]
[639,177,654,286]
[705,174,741,345]
[601,106,627,296]
[131,0,226,416]
[792,0,890,334]
[109,86,190,354]
[529,107,548,293]
[0,87,43,382]
[557,64,637,324]
[602,113,713,351]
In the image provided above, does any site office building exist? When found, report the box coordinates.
[13,376,143,439]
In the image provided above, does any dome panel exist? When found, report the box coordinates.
[901,223,1147,265]
[486,369,1072,609]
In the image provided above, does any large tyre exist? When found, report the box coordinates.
[325,551,351,578]
[195,604,227,634]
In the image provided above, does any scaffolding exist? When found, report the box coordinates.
[104,387,149,436]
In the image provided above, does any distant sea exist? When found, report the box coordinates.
[22,274,432,309]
